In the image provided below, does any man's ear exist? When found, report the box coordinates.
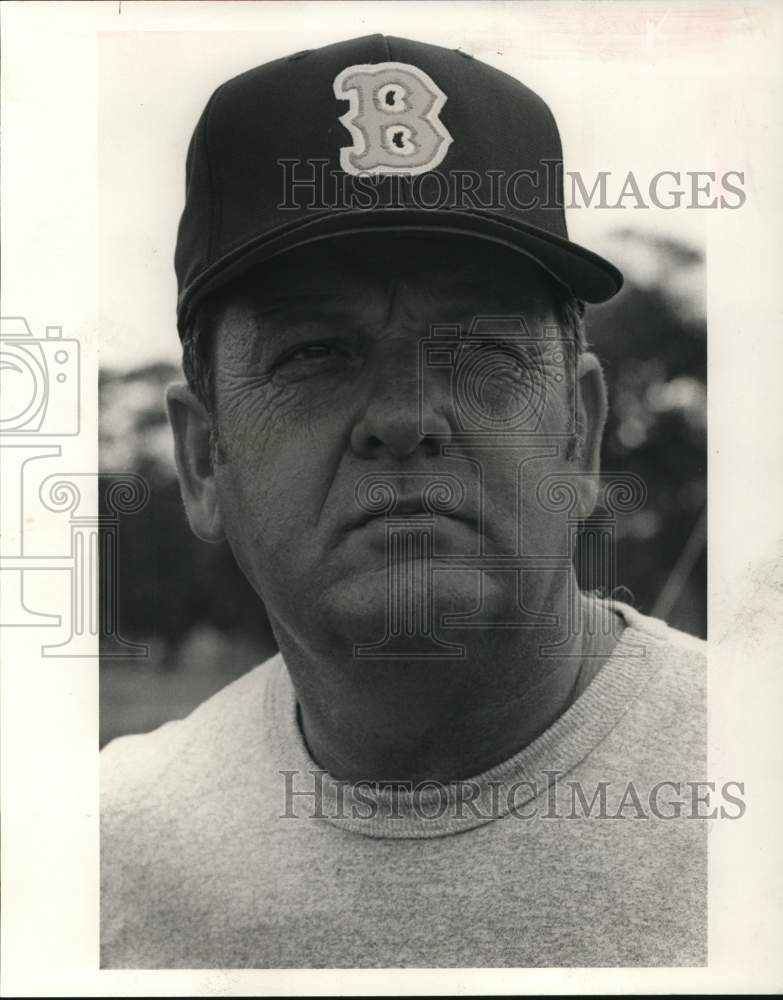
[165,382,225,543]
[573,351,608,519]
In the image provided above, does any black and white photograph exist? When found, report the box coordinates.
[2,1,782,994]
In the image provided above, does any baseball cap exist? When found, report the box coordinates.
[175,34,623,335]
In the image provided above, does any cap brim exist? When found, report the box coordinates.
[177,208,623,329]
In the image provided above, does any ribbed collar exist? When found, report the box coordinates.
[266,601,667,839]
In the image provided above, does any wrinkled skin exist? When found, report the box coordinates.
[168,236,612,782]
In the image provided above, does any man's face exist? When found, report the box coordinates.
[198,236,596,652]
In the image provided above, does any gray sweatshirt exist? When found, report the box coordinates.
[101,601,708,968]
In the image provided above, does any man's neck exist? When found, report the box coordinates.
[273,591,620,785]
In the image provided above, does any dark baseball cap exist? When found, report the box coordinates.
[175,34,623,334]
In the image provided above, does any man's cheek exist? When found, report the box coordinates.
[219,373,355,457]
[213,423,328,552]
[218,378,297,458]
[214,466,296,596]
[535,364,575,434]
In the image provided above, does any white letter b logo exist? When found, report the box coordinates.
[333,62,453,176]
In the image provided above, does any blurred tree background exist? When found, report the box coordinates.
[99,228,706,747]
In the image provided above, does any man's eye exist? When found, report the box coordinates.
[467,342,529,375]
[276,342,344,367]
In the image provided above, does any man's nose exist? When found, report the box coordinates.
[350,353,452,460]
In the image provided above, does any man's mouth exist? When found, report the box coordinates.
[350,494,477,533]
[349,472,474,531]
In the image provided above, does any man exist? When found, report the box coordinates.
[101,35,707,968]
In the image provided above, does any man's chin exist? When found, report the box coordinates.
[317,565,499,651]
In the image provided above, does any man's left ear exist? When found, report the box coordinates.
[573,351,608,518]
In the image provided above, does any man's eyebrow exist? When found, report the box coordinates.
[233,297,365,363]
